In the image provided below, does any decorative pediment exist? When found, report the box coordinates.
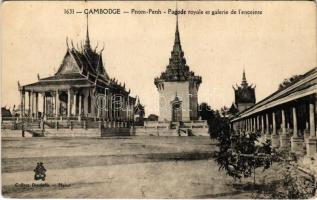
[56,51,81,75]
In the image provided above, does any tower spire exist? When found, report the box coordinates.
[174,2,180,45]
[84,13,91,50]
[241,68,248,87]
[173,3,181,52]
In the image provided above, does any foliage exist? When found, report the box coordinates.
[198,103,230,138]
[255,157,316,199]
[147,114,159,121]
[228,103,239,117]
[215,130,316,198]
[278,75,301,90]
[215,130,274,181]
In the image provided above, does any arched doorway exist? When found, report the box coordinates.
[171,95,182,122]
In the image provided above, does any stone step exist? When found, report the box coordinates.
[25,129,45,137]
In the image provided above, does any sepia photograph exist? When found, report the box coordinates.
[1,0,316,198]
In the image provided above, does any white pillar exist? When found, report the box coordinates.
[73,92,77,117]
[28,91,31,117]
[55,90,59,118]
[42,93,46,119]
[280,108,290,149]
[67,89,71,118]
[291,105,304,153]
[293,107,298,137]
[309,102,316,138]
[104,89,108,120]
[35,93,39,118]
[306,99,317,157]
[31,91,35,118]
[265,114,269,134]
[79,94,82,116]
[19,90,23,118]
[272,112,276,135]
[281,109,286,135]
[261,115,265,134]
[271,111,280,148]
[22,92,26,117]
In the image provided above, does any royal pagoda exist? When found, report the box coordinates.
[18,15,137,122]
[154,14,202,122]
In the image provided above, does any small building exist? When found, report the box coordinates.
[135,14,209,137]
[232,70,256,112]
[134,97,145,126]
[154,16,201,122]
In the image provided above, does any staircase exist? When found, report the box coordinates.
[25,129,45,137]
[24,121,45,137]
[178,128,195,136]
[44,121,55,128]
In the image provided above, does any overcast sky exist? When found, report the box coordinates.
[1,1,316,116]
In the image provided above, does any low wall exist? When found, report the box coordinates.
[134,127,209,137]
[134,127,179,136]
[1,129,33,138]
[136,120,209,137]
[101,127,132,137]
[45,128,100,137]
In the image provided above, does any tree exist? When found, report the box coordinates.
[215,130,316,198]
[215,130,273,181]
[228,103,239,117]
[198,103,230,138]
[147,114,158,121]
[198,102,214,120]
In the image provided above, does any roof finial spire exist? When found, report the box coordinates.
[174,1,180,44]
[66,36,69,49]
[84,13,91,50]
[172,0,182,54]
[176,1,179,30]
[241,68,248,87]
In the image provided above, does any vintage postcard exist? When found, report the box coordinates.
[1,0,316,198]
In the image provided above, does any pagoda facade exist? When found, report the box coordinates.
[232,70,256,112]
[18,15,137,122]
[154,15,202,122]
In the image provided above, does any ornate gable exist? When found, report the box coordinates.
[56,51,81,75]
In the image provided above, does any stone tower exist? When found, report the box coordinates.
[233,70,256,112]
[154,15,202,122]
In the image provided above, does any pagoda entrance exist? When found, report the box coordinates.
[59,91,68,117]
[171,101,182,122]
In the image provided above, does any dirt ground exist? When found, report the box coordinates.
[1,136,292,198]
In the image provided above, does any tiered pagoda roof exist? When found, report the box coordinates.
[22,15,130,95]
[232,70,256,104]
[232,67,317,121]
[154,15,202,86]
